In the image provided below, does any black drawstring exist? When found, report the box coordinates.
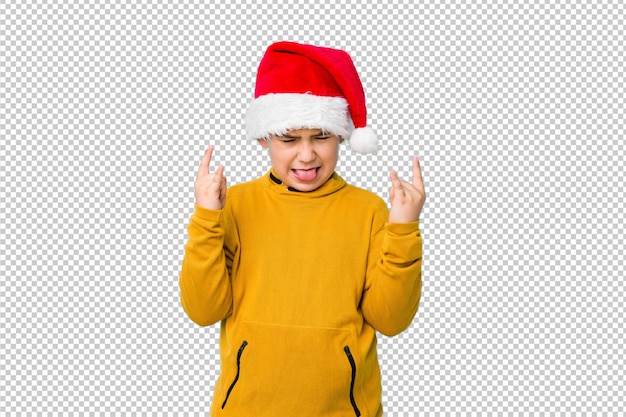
[269,172,301,192]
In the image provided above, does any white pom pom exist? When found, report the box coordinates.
[349,126,378,154]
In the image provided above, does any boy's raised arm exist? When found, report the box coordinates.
[179,146,233,326]
[361,156,426,336]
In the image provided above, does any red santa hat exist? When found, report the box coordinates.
[245,41,378,154]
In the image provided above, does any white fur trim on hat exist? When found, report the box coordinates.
[245,93,351,140]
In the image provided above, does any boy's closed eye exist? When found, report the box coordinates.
[275,135,332,143]
[275,134,297,143]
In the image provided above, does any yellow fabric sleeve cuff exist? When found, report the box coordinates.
[193,203,222,223]
[385,220,420,236]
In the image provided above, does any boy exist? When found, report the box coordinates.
[180,41,425,417]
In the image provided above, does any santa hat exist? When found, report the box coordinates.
[245,41,378,154]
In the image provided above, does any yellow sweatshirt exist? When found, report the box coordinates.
[180,170,422,417]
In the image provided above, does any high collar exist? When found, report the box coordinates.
[265,168,347,197]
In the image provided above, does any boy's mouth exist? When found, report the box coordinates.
[291,167,319,182]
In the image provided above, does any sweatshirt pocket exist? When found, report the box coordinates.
[216,321,369,416]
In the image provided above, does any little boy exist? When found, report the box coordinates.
[180,41,425,417]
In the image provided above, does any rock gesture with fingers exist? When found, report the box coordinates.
[195,146,227,210]
[388,156,426,223]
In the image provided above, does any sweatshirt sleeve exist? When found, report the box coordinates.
[179,204,235,326]
[361,210,423,337]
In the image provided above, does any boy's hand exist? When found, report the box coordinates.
[195,145,227,210]
[388,156,426,223]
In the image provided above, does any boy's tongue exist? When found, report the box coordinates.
[292,168,318,182]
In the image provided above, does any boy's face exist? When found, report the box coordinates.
[258,128,344,192]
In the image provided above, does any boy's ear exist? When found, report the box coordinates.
[338,136,345,144]
[258,138,269,149]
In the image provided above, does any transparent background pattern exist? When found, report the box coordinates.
[1,0,624,415]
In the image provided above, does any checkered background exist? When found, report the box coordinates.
[1,0,624,415]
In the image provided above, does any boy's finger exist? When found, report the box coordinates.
[412,156,424,190]
[220,175,227,198]
[390,170,405,193]
[197,145,214,177]
[214,164,225,181]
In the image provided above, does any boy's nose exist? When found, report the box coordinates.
[297,142,316,162]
